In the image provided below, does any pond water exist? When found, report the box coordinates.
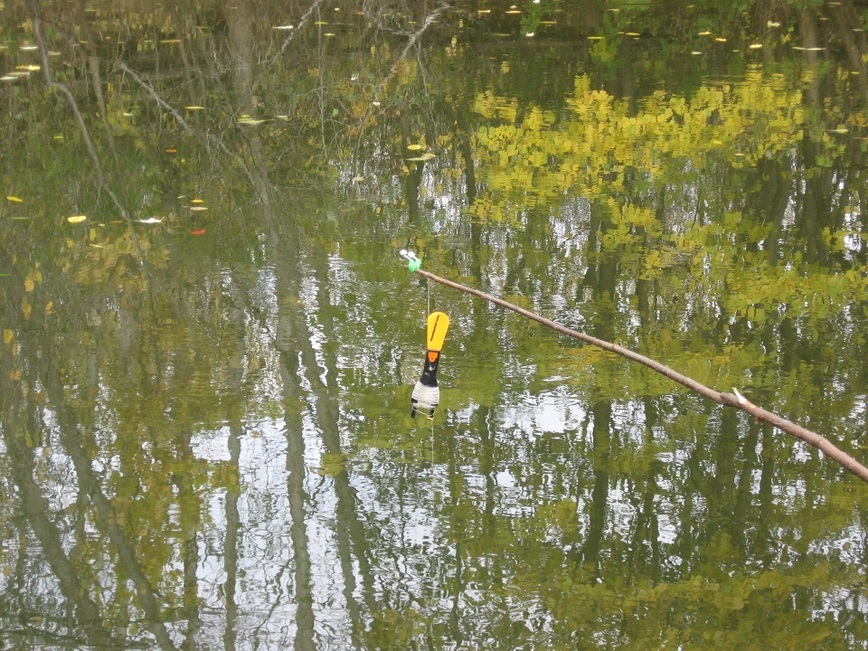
[1,1,866,649]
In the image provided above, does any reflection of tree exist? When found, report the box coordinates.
[1,0,866,648]
[1,392,115,648]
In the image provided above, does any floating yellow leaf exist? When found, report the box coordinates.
[238,114,266,125]
[406,144,424,151]
[24,278,34,292]
[3,329,13,345]
[749,43,763,49]
[184,105,205,110]
[44,301,53,315]
[406,152,436,162]
[9,369,20,381]
[190,206,208,211]
[698,31,712,36]
[67,215,87,224]
[6,195,23,203]
[190,198,205,204]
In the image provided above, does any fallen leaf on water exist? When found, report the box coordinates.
[6,195,23,203]
[190,198,205,204]
[238,114,267,125]
[406,152,436,162]
[406,144,424,151]
[24,278,34,292]
[190,206,208,211]
[67,215,87,224]
[191,228,207,235]
[184,105,205,110]
[3,329,13,345]
[137,217,163,224]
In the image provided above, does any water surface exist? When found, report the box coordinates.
[0,1,866,648]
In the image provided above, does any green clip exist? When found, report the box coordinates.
[408,258,421,272]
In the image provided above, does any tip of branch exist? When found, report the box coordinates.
[732,387,747,406]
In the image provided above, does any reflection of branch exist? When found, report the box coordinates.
[412,267,868,484]
[115,62,198,136]
[27,1,130,223]
[373,1,452,101]
[351,2,451,164]
[115,61,265,199]
[271,0,330,62]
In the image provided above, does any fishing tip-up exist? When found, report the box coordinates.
[410,311,450,419]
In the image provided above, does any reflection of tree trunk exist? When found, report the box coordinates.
[457,112,477,206]
[799,4,821,108]
[273,251,316,650]
[578,200,618,578]
[754,158,791,266]
[87,54,121,170]
[306,251,371,643]
[222,422,242,651]
[2,416,114,648]
[41,370,178,650]
[404,159,426,222]
[797,135,833,266]
[582,399,610,579]
[226,0,255,107]
[221,284,250,651]
[831,0,868,103]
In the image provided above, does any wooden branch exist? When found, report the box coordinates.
[414,268,868,484]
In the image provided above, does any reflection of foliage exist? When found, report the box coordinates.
[471,70,806,220]
[1,1,867,649]
[520,0,561,36]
